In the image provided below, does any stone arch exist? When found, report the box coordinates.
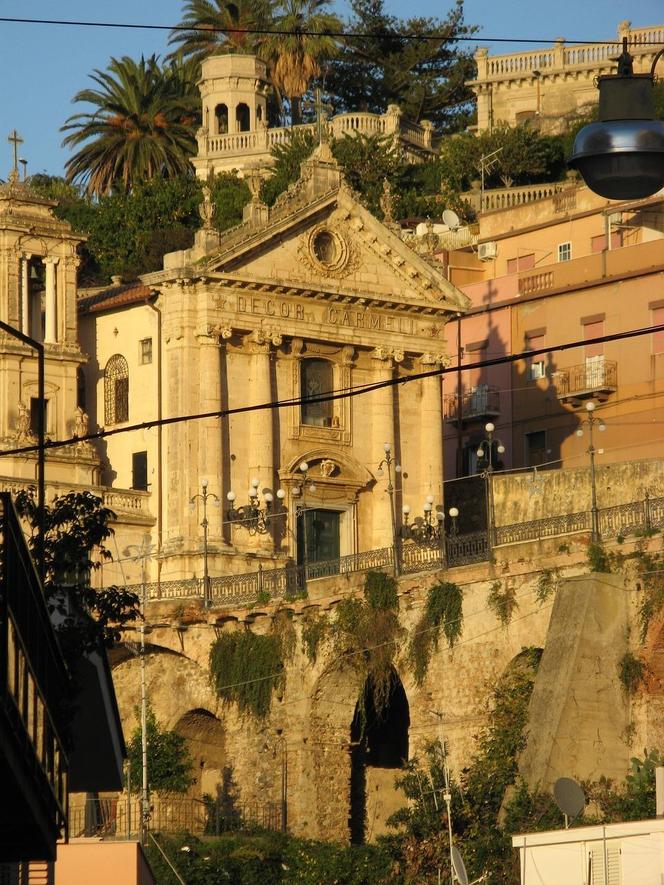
[349,668,410,844]
[215,103,228,134]
[309,662,410,843]
[174,708,226,799]
[235,102,250,131]
[111,644,222,743]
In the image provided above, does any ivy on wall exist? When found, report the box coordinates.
[409,581,464,685]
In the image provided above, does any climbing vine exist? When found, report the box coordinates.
[618,651,648,694]
[332,571,403,721]
[300,611,329,664]
[409,581,463,685]
[487,580,519,627]
[209,611,295,719]
[535,568,560,605]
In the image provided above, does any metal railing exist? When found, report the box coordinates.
[68,795,283,839]
[444,385,501,422]
[553,360,618,399]
[116,493,664,609]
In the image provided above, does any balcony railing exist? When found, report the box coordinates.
[444,385,501,423]
[553,360,618,402]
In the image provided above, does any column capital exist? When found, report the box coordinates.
[371,346,404,364]
[42,255,59,266]
[21,252,32,261]
[419,351,450,368]
[248,327,283,349]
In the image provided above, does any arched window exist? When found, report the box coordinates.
[215,103,228,134]
[104,354,129,425]
[301,359,333,427]
[236,102,250,132]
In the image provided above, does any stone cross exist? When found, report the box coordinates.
[304,88,333,145]
[7,129,23,181]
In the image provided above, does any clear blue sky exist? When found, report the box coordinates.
[0,0,661,177]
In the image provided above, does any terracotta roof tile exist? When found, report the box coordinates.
[78,282,155,314]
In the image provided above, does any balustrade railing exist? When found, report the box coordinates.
[115,493,664,608]
[553,360,618,399]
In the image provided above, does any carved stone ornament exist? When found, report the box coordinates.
[250,328,283,347]
[298,223,359,278]
[15,401,33,441]
[319,458,338,478]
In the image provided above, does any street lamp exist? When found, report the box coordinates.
[401,504,461,568]
[189,480,219,608]
[477,422,505,549]
[575,401,606,541]
[226,479,286,535]
[376,442,401,576]
[569,40,664,199]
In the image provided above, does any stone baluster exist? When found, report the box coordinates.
[43,257,59,343]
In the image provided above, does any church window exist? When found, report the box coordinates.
[215,104,228,135]
[132,451,148,491]
[301,358,334,426]
[30,397,48,437]
[236,103,250,132]
[104,354,129,425]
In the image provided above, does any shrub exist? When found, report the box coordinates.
[409,581,463,685]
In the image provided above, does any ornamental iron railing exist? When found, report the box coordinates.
[118,493,664,608]
[553,360,618,400]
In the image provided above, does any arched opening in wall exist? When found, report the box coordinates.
[236,102,250,132]
[215,103,228,134]
[348,670,409,844]
[256,105,263,124]
[174,708,226,799]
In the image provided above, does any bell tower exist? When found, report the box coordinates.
[0,167,99,485]
[192,54,270,179]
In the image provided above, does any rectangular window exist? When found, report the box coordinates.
[558,242,572,262]
[525,430,547,467]
[30,398,48,436]
[132,451,148,491]
[139,338,153,365]
[525,332,546,381]
[507,253,536,274]
[653,306,664,354]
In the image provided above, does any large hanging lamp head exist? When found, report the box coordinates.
[568,40,664,200]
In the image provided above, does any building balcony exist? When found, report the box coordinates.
[444,385,501,423]
[553,360,618,405]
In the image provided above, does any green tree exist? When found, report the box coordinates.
[14,489,140,669]
[263,0,341,124]
[169,0,275,63]
[62,55,199,197]
[126,703,196,794]
[327,0,477,132]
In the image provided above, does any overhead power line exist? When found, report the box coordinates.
[0,16,658,46]
[0,323,661,460]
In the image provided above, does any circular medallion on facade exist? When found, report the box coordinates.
[301,224,356,277]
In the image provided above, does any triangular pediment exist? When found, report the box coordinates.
[154,150,469,317]
[202,187,468,315]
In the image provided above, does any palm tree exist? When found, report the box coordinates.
[62,56,199,197]
[168,0,275,63]
[264,0,341,124]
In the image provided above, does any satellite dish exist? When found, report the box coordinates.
[451,845,469,885]
[553,777,586,822]
[442,209,461,231]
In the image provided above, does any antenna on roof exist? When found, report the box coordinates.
[553,777,586,829]
[442,209,461,231]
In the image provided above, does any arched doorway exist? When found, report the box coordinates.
[349,670,410,844]
[215,103,228,134]
[174,708,226,798]
[236,102,250,131]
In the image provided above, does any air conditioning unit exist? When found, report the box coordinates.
[478,241,497,261]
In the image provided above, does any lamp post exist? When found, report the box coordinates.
[376,442,401,576]
[190,480,219,608]
[226,479,286,535]
[569,39,664,199]
[575,401,606,542]
[124,534,156,843]
[0,320,45,584]
[477,422,505,549]
[401,504,461,568]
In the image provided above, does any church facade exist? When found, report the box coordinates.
[80,145,469,589]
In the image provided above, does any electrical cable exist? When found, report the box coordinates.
[1,323,661,459]
[0,16,655,46]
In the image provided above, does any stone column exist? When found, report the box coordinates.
[43,257,58,343]
[21,254,31,334]
[419,353,446,508]
[370,347,399,549]
[247,330,280,548]
[197,331,224,542]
